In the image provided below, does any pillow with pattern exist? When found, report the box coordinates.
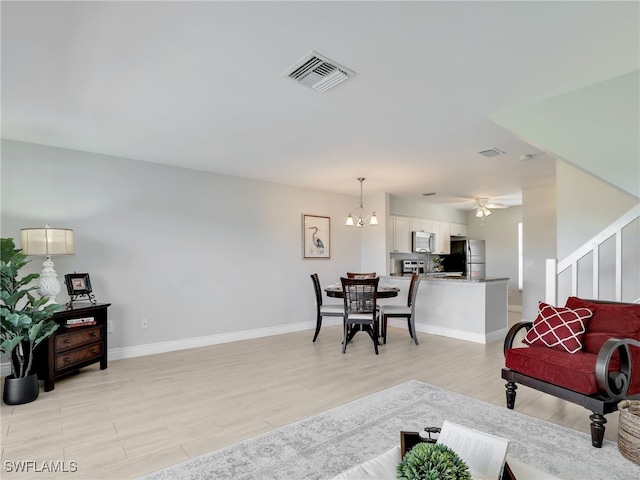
[524,302,593,353]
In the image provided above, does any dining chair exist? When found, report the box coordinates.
[310,273,344,342]
[346,272,376,279]
[379,273,423,345]
[340,276,380,354]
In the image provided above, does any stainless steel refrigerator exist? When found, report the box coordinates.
[446,238,486,279]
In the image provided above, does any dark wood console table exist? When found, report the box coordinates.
[36,303,111,392]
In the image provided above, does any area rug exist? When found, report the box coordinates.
[137,380,639,480]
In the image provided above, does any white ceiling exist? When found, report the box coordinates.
[2,1,638,209]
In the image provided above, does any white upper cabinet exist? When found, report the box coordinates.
[451,223,468,237]
[434,221,451,254]
[392,216,412,253]
[411,217,434,233]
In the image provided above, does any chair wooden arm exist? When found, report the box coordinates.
[503,321,533,355]
[595,337,640,399]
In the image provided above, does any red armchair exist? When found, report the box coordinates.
[502,297,640,448]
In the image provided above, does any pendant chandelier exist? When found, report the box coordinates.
[345,177,378,227]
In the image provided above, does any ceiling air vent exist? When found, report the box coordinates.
[478,148,505,158]
[282,51,355,93]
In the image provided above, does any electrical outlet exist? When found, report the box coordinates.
[141,317,149,329]
[107,320,114,333]
[436,306,443,314]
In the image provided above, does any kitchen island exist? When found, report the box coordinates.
[381,275,509,344]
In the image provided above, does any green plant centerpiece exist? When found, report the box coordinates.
[432,257,444,273]
[1,238,61,380]
[397,442,471,480]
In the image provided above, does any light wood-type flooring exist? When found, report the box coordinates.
[1,314,619,479]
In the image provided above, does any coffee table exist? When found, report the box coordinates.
[331,446,559,480]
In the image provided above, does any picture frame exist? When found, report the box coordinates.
[303,214,330,259]
[65,273,93,296]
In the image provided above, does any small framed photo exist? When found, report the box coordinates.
[65,273,93,295]
[303,214,330,259]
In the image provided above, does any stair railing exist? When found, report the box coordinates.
[546,204,640,305]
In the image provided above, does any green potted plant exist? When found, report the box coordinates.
[1,238,61,404]
[397,442,471,480]
[432,257,444,273]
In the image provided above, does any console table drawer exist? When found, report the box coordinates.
[55,343,103,371]
[55,326,102,352]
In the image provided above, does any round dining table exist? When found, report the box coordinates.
[324,283,400,344]
[324,284,400,298]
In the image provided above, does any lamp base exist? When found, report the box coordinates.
[37,256,61,305]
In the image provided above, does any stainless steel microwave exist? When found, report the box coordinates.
[412,231,435,253]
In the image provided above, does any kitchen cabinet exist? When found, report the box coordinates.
[411,217,434,233]
[434,221,451,254]
[451,223,467,237]
[392,216,412,253]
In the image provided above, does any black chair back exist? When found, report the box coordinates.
[341,276,379,317]
[310,273,323,308]
[406,273,424,308]
[340,276,380,354]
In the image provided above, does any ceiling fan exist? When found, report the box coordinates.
[473,197,508,218]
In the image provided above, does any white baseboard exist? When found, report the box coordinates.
[108,320,324,361]
[388,319,506,344]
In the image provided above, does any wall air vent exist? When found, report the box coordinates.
[478,148,505,157]
[282,51,355,93]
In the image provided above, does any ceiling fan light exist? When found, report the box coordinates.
[475,206,492,218]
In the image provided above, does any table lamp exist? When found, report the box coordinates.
[20,224,74,305]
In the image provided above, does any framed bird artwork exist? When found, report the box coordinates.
[303,214,330,259]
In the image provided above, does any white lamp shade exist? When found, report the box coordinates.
[369,213,379,225]
[20,226,75,256]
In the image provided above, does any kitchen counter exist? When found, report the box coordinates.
[382,275,508,344]
[387,274,509,283]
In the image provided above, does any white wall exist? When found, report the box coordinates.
[389,195,468,223]
[1,140,363,354]
[521,185,557,321]
[360,192,390,275]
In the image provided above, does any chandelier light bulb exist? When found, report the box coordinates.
[345,178,377,227]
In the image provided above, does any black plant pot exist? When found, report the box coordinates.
[3,373,39,405]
